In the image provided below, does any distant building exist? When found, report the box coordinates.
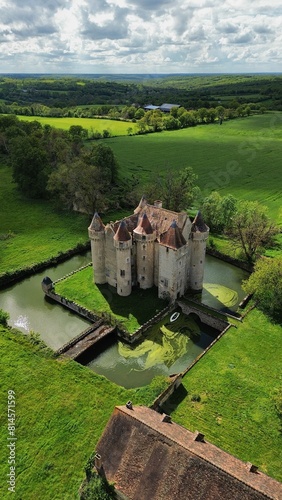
[95,404,282,500]
[88,197,209,300]
[144,103,181,112]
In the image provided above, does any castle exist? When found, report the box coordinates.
[88,197,209,301]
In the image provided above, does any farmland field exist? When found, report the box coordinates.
[164,308,282,482]
[17,115,139,136]
[105,113,282,225]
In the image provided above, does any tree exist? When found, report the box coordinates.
[148,167,200,212]
[47,143,119,214]
[10,135,49,198]
[227,201,278,262]
[242,257,282,322]
[201,192,237,233]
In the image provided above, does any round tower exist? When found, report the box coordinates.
[88,212,106,284]
[113,220,132,296]
[133,213,155,289]
[189,211,209,292]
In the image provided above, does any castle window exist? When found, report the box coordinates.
[142,255,146,260]
[126,257,130,263]
[166,247,169,253]
[164,279,168,287]
[120,270,125,277]
[143,244,146,249]
[142,235,146,240]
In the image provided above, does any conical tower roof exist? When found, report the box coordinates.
[160,220,186,249]
[134,213,154,235]
[191,211,209,233]
[114,220,132,242]
[134,195,147,214]
[88,212,105,231]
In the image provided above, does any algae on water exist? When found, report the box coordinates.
[203,283,238,308]
[118,313,201,369]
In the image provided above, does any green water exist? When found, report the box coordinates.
[87,312,216,388]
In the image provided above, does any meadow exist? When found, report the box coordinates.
[163,308,282,482]
[17,115,139,136]
[105,113,282,225]
[0,326,168,499]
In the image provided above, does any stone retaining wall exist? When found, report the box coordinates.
[150,374,183,412]
[0,242,90,288]
[117,304,173,344]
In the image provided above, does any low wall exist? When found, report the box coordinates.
[117,304,173,344]
[45,290,100,323]
[0,242,90,289]
[150,374,183,412]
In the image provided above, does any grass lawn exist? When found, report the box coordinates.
[163,308,282,482]
[105,113,282,226]
[0,326,169,500]
[55,266,166,333]
[0,164,89,277]
[17,115,139,137]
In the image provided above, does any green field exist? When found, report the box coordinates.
[0,164,89,277]
[164,308,282,482]
[17,115,139,136]
[0,326,168,500]
[55,266,166,333]
[105,113,282,225]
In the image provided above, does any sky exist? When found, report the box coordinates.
[0,0,282,74]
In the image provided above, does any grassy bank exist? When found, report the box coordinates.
[17,115,139,136]
[164,308,282,482]
[55,266,166,333]
[0,326,168,500]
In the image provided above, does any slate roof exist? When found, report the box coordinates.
[96,405,282,500]
[88,212,105,232]
[134,213,154,235]
[113,220,132,242]
[159,220,187,249]
[191,210,209,233]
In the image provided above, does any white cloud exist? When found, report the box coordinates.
[0,0,281,72]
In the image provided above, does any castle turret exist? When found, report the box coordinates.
[133,213,155,289]
[158,220,189,301]
[88,212,106,284]
[189,211,209,292]
[134,195,147,215]
[113,221,132,296]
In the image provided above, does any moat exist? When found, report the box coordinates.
[0,252,248,387]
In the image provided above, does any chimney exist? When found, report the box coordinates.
[194,431,205,442]
[154,200,163,209]
[94,453,102,470]
[126,401,133,410]
[161,414,172,423]
[247,462,259,473]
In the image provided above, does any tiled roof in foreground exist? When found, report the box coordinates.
[96,405,282,500]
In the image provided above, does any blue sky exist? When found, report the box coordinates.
[0,0,281,73]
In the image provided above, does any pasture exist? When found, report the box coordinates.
[106,113,282,225]
[0,326,168,499]
[17,115,139,136]
[164,308,282,482]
